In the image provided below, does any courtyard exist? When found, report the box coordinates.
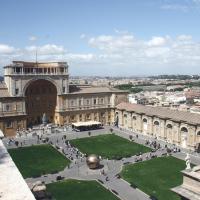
[8,144,70,178]
[46,179,120,200]
[120,156,186,200]
[70,134,151,159]
[5,127,200,200]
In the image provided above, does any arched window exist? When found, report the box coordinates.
[132,116,136,120]
[154,121,159,126]
[143,118,147,123]
[166,124,172,129]
[181,127,188,133]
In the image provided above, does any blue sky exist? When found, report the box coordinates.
[0,0,200,75]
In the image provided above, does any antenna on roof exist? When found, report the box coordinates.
[35,47,39,67]
[36,48,38,63]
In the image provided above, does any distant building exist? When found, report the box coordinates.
[185,88,200,104]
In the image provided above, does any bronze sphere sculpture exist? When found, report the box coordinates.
[86,154,100,169]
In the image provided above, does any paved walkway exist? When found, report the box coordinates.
[3,126,200,200]
[111,126,200,165]
[22,133,166,200]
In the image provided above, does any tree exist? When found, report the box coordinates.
[130,87,143,93]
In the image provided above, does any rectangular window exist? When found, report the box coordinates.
[94,99,96,104]
[5,104,10,111]
[63,87,65,93]
[101,112,105,117]
[71,115,75,121]
[15,88,19,95]
[6,121,12,128]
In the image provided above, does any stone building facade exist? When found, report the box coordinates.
[0,61,128,137]
[115,102,200,150]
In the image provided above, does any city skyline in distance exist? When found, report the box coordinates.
[0,0,200,76]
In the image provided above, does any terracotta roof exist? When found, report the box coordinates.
[116,102,200,125]
[185,90,200,98]
[69,85,127,94]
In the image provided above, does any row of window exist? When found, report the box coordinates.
[68,112,107,121]
[2,104,19,112]
[26,101,54,108]
[69,98,105,107]
[5,120,23,128]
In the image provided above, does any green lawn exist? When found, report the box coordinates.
[120,156,185,200]
[46,179,120,200]
[70,134,150,159]
[8,145,70,178]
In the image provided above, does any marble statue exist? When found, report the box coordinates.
[185,153,191,170]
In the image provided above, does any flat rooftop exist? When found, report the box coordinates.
[5,61,68,68]
[69,85,128,94]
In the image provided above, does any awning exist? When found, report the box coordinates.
[72,121,102,127]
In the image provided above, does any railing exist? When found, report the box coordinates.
[67,104,112,109]
[0,111,26,116]
[6,71,68,76]
[57,104,112,112]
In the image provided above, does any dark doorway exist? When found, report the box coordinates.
[25,79,57,127]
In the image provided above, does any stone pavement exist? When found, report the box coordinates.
[3,125,200,200]
[111,126,200,165]
[22,133,166,200]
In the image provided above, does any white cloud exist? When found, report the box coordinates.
[25,44,65,55]
[145,47,170,58]
[147,36,167,47]
[80,34,86,39]
[29,36,37,41]
[84,33,200,72]
[0,44,16,54]
[177,35,192,41]
[114,29,129,35]
[161,0,200,12]
[161,4,189,12]
[66,53,94,63]
[88,34,135,53]
[1,33,200,75]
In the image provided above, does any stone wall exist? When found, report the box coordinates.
[115,108,200,150]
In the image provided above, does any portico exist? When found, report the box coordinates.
[115,102,200,150]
